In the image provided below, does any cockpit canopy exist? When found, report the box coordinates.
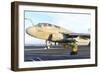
[37,23,52,27]
[37,23,60,29]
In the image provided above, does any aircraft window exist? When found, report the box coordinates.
[48,24,52,26]
[37,23,53,27]
[37,23,42,27]
[54,25,60,28]
[43,23,47,26]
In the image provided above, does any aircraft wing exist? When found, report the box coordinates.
[63,33,90,38]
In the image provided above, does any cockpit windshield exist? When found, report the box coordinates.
[37,23,52,27]
[54,25,60,29]
[48,24,52,26]
[37,23,60,29]
[37,23,42,27]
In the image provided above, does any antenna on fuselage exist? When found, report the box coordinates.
[24,18,34,26]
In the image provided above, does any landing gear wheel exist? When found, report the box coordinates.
[45,40,52,49]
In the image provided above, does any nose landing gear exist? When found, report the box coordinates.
[45,40,52,49]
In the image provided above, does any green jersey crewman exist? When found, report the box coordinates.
[70,39,78,55]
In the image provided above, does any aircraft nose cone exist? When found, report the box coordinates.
[26,27,36,36]
[26,27,50,40]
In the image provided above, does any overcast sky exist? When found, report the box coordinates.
[24,11,91,45]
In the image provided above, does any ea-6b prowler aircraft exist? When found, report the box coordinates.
[26,22,90,55]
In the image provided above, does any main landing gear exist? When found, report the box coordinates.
[44,40,78,55]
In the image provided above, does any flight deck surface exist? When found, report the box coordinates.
[24,45,90,61]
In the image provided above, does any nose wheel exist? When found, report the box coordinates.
[44,40,52,49]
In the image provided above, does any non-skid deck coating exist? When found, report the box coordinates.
[24,45,90,61]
